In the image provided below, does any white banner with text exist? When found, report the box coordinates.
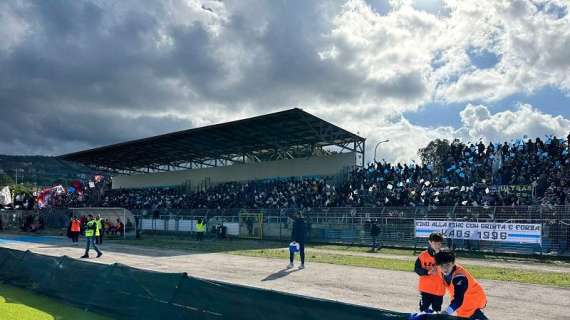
[415,220,542,244]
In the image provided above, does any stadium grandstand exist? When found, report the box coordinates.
[2,109,569,254]
[58,108,365,174]
[1,108,568,212]
[58,108,364,192]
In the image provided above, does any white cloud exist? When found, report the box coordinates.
[0,2,31,54]
[354,103,570,164]
[325,0,440,110]
[326,0,570,105]
[310,103,455,164]
[437,0,570,101]
[1,0,569,161]
[458,103,570,143]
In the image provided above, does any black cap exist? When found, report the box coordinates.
[429,232,444,242]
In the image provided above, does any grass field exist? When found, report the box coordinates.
[0,283,111,320]
[231,247,570,287]
[113,236,570,288]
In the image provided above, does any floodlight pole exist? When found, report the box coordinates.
[374,140,390,163]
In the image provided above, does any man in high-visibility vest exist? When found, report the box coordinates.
[81,215,103,259]
[196,218,206,241]
[95,214,103,245]
[435,250,487,319]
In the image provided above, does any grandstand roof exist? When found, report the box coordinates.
[58,108,365,173]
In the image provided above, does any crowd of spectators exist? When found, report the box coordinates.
[347,135,570,208]
[38,134,570,210]
[98,179,341,210]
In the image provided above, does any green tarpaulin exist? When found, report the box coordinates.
[0,247,458,320]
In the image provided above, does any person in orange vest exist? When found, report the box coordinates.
[435,250,488,319]
[70,216,81,245]
[414,232,445,314]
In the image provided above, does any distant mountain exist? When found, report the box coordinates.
[0,155,100,187]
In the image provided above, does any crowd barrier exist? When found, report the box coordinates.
[0,247,459,320]
[129,206,570,256]
[4,205,570,256]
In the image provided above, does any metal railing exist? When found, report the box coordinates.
[1,206,569,256]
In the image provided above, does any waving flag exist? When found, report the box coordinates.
[37,188,52,208]
[70,180,84,195]
[0,186,12,205]
[53,185,65,195]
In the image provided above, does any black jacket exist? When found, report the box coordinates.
[370,224,381,237]
[291,218,306,242]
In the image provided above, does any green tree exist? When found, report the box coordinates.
[0,174,15,186]
[10,183,35,196]
[418,139,451,175]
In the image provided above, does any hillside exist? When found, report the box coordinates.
[0,155,98,187]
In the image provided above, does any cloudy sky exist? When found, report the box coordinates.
[1,0,569,163]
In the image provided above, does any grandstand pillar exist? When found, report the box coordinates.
[361,140,365,167]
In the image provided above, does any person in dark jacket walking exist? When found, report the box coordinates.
[370,220,381,251]
[288,212,306,269]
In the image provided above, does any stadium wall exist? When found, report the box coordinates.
[112,153,355,189]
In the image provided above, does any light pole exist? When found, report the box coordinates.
[374,139,390,163]
[14,168,24,184]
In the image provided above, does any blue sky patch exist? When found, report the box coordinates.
[467,48,500,69]
[405,86,570,129]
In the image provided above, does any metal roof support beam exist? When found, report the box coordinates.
[190,159,216,168]
[355,140,365,167]
[333,142,357,153]
[57,108,366,173]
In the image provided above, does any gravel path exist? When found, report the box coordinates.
[1,236,568,320]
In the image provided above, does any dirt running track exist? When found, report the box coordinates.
[1,236,568,320]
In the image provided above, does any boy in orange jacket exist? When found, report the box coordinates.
[435,250,488,319]
[414,232,445,314]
